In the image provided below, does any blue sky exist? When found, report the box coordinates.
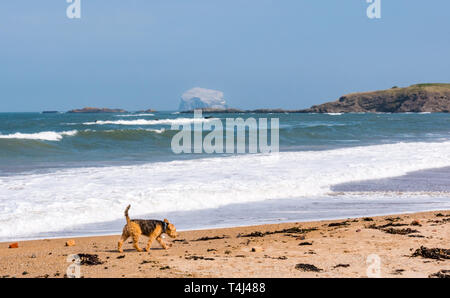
[0,0,449,112]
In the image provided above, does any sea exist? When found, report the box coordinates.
[0,111,449,241]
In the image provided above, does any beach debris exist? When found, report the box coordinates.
[238,231,265,238]
[238,226,317,238]
[368,222,408,229]
[251,247,263,252]
[65,239,76,247]
[207,248,217,252]
[185,255,215,261]
[382,228,419,235]
[117,255,125,259]
[78,253,104,265]
[408,234,425,238]
[141,260,158,264]
[356,229,361,232]
[410,220,421,226]
[173,239,188,243]
[278,226,317,234]
[160,266,171,270]
[333,264,350,269]
[8,242,19,249]
[30,254,36,258]
[264,255,287,260]
[429,270,450,278]
[362,217,374,221]
[434,213,448,217]
[385,217,401,222]
[295,263,322,272]
[427,218,450,225]
[368,222,418,235]
[411,246,450,260]
[298,242,313,246]
[193,235,229,241]
[392,269,405,275]
[235,255,246,258]
[22,271,28,275]
[328,221,349,227]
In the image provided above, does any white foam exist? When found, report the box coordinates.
[1,140,450,239]
[0,130,78,141]
[146,128,166,134]
[115,114,155,117]
[326,113,343,116]
[82,118,214,126]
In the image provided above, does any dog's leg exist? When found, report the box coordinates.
[156,236,169,250]
[145,232,158,252]
[132,233,143,252]
[118,232,129,253]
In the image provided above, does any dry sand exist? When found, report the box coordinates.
[0,210,448,278]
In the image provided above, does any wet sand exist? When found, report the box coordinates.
[0,210,448,278]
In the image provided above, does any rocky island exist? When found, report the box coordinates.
[137,109,156,113]
[179,87,227,111]
[301,83,450,113]
[67,107,127,113]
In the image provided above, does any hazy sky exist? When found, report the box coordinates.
[0,1,449,112]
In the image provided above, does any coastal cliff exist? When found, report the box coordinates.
[301,84,450,113]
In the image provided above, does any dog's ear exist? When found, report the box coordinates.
[164,218,169,223]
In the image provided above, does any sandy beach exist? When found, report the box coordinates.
[0,210,448,278]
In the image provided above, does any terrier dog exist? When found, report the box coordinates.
[118,205,178,253]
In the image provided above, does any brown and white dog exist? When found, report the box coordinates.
[118,205,178,253]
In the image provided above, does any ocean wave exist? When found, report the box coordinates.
[82,118,215,126]
[1,140,450,239]
[114,113,155,117]
[146,128,166,134]
[0,130,78,141]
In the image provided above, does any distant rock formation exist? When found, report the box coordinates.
[179,88,227,111]
[181,108,243,113]
[300,84,450,113]
[181,108,290,113]
[137,109,156,113]
[67,107,127,113]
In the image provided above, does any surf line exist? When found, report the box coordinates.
[170,110,279,154]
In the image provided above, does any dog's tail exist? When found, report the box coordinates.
[124,205,131,225]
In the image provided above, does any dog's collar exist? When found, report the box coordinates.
[162,222,168,233]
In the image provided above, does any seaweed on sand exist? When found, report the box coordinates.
[77,254,103,265]
[429,270,450,278]
[411,246,450,260]
[328,221,349,227]
[295,263,322,272]
[238,226,317,238]
[193,235,229,241]
[382,228,419,235]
